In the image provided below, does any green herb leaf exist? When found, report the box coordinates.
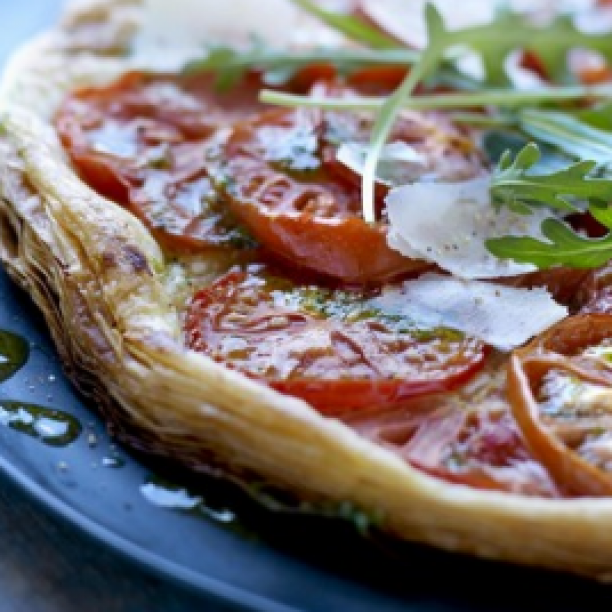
[293,1,612,85]
[261,82,612,113]
[289,0,399,49]
[482,130,572,173]
[487,218,612,269]
[448,11,612,85]
[327,1,612,222]
[491,143,612,213]
[487,144,612,269]
[183,43,419,89]
[590,201,612,229]
[526,14,612,84]
[361,4,449,223]
[520,109,612,168]
[576,101,612,131]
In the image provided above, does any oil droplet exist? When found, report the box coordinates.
[0,331,29,382]
[0,401,81,446]
[102,456,125,468]
[141,477,237,524]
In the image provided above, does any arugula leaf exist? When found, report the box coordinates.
[261,82,612,114]
[487,144,612,269]
[513,14,612,84]
[294,1,612,85]
[486,218,612,269]
[519,109,612,168]
[289,0,399,49]
[483,131,571,173]
[188,1,612,233]
[483,131,531,165]
[429,10,612,86]
[590,201,612,228]
[183,43,419,89]
[576,101,612,131]
[491,143,612,213]
[332,2,612,222]
[361,5,448,223]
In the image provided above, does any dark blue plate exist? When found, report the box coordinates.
[2,4,612,611]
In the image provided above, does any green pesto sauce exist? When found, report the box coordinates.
[0,401,81,447]
[263,275,464,342]
[0,330,29,383]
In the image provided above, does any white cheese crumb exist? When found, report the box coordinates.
[386,176,555,280]
[336,142,427,186]
[373,273,568,350]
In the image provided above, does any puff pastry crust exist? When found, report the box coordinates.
[3,0,612,581]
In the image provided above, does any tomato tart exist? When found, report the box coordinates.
[4,0,612,580]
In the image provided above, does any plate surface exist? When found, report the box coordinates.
[3,3,612,612]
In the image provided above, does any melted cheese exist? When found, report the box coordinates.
[386,176,555,280]
[374,273,568,350]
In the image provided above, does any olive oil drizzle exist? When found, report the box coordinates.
[141,475,249,536]
[0,330,29,383]
[0,401,82,447]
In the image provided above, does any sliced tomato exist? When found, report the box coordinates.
[578,261,612,314]
[55,71,268,252]
[345,66,409,95]
[520,48,612,86]
[501,266,592,308]
[220,98,482,284]
[518,50,550,82]
[342,393,559,496]
[508,314,612,496]
[184,270,486,413]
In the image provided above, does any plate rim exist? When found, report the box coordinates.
[0,427,300,612]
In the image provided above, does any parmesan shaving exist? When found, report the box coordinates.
[385,176,554,280]
[373,273,568,350]
[336,142,427,186]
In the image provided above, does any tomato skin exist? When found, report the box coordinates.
[222,107,422,284]
[520,49,612,86]
[270,368,483,415]
[57,68,480,282]
[55,71,269,253]
[227,201,427,284]
[62,146,131,205]
[222,102,481,284]
[519,50,550,81]
[578,261,612,314]
[184,271,486,413]
[508,314,612,497]
[501,266,592,309]
[345,66,409,95]
[342,396,560,496]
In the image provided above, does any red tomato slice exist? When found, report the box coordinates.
[520,49,612,86]
[55,71,268,252]
[508,314,612,496]
[184,271,486,413]
[342,394,559,496]
[221,99,482,284]
[500,266,592,307]
[579,261,612,314]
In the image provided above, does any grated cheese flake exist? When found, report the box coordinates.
[385,176,555,280]
[373,273,568,350]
